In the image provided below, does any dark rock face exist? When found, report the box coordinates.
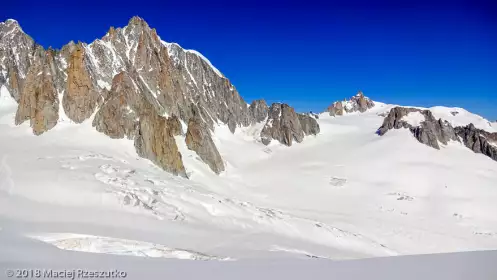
[356,92,375,113]
[378,107,458,149]
[249,99,269,123]
[378,107,497,162]
[377,107,420,134]
[0,19,35,102]
[63,43,100,123]
[15,47,59,135]
[455,124,497,161]
[298,113,320,136]
[167,115,183,136]
[260,103,304,146]
[250,100,321,146]
[135,112,187,177]
[94,71,187,175]
[185,114,225,174]
[326,101,344,117]
[93,72,141,139]
[326,91,375,116]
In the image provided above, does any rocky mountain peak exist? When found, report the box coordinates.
[0,17,321,176]
[128,16,149,27]
[260,103,305,146]
[0,19,30,48]
[0,19,22,34]
[0,19,36,101]
[326,91,375,116]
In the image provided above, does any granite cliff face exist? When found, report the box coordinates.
[455,124,497,161]
[14,47,59,135]
[135,112,187,177]
[0,17,320,175]
[260,103,305,146]
[185,111,225,174]
[377,107,458,149]
[377,106,497,162]
[298,113,320,136]
[92,72,141,140]
[326,91,375,116]
[0,19,35,102]
[64,43,100,123]
[249,99,269,123]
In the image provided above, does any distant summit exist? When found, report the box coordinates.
[325,91,375,116]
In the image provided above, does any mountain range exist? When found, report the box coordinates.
[0,16,321,177]
[1,16,495,178]
[1,16,497,264]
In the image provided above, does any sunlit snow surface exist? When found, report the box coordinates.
[27,233,229,260]
[401,111,426,127]
[430,106,496,132]
[1,89,497,263]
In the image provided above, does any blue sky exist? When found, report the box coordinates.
[2,0,496,120]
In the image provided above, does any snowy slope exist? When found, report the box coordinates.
[1,87,497,264]
[430,106,495,132]
[1,234,496,280]
[401,111,426,126]
[0,85,16,109]
[371,103,495,132]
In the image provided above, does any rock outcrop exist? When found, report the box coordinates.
[0,19,35,102]
[135,112,187,177]
[326,91,375,116]
[297,113,320,136]
[260,103,304,146]
[327,100,344,116]
[63,43,100,123]
[378,107,497,162]
[377,107,458,149]
[92,72,141,139]
[15,47,59,135]
[93,71,188,174]
[455,124,497,161]
[167,115,183,136]
[249,99,269,123]
[185,112,225,174]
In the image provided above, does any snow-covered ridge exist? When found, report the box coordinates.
[160,40,223,77]
[401,111,425,127]
[422,106,493,132]
[429,106,495,132]
[0,19,22,33]
[373,102,494,133]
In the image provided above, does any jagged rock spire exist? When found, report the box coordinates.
[326,91,375,116]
